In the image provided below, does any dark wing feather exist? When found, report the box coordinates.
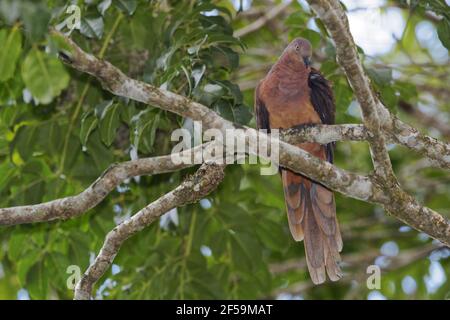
[308,68,335,125]
[304,68,342,283]
[308,68,336,163]
[254,82,270,132]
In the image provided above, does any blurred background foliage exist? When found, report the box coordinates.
[0,0,448,299]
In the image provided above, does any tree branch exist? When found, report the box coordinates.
[0,144,212,225]
[389,116,450,169]
[280,124,370,144]
[55,29,450,168]
[51,30,450,246]
[237,80,450,168]
[74,162,225,300]
[306,0,450,170]
[0,123,375,227]
[0,123,371,227]
[0,3,446,301]
[307,0,395,181]
[55,32,233,133]
[304,0,450,245]
[53,31,379,199]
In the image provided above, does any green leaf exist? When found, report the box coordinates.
[230,232,260,271]
[285,11,308,28]
[45,253,71,287]
[84,130,115,170]
[395,81,418,102]
[0,27,22,82]
[21,47,70,104]
[214,100,234,122]
[314,18,330,37]
[212,46,239,70]
[254,219,286,252]
[298,29,322,48]
[0,0,20,25]
[437,20,450,50]
[8,229,29,260]
[320,61,339,77]
[145,112,160,152]
[191,65,206,88]
[11,124,39,160]
[218,80,243,104]
[22,159,51,178]
[48,232,70,255]
[333,80,353,113]
[114,0,137,15]
[80,16,104,39]
[21,2,51,42]
[0,76,23,106]
[379,85,398,113]
[48,32,75,58]
[24,179,45,205]
[234,104,253,125]
[0,159,16,190]
[366,67,393,86]
[98,0,112,16]
[130,109,160,154]
[99,102,121,147]
[17,250,41,285]
[80,111,99,147]
[27,262,48,299]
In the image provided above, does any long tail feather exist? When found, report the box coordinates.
[281,168,343,284]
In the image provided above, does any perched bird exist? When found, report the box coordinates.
[255,38,342,284]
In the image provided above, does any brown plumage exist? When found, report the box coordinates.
[255,38,342,284]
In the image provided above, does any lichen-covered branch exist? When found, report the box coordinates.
[0,123,371,227]
[389,116,450,169]
[0,3,445,302]
[306,0,450,170]
[304,0,450,245]
[383,184,450,246]
[49,30,450,247]
[0,144,212,225]
[54,30,233,133]
[55,30,450,168]
[306,0,395,181]
[0,124,372,227]
[280,124,370,144]
[398,100,450,139]
[273,138,448,246]
[74,162,225,300]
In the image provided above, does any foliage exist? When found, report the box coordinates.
[0,0,449,299]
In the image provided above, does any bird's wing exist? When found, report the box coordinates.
[256,81,306,241]
[308,68,336,163]
[302,68,342,284]
[254,82,270,132]
[308,68,335,125]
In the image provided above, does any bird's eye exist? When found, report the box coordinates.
[295,45,300,51]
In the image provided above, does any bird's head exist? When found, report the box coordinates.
[284,38,312,68]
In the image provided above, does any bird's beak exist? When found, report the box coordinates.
[303,56,311,67]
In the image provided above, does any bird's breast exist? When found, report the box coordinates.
[260,79,321,129]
